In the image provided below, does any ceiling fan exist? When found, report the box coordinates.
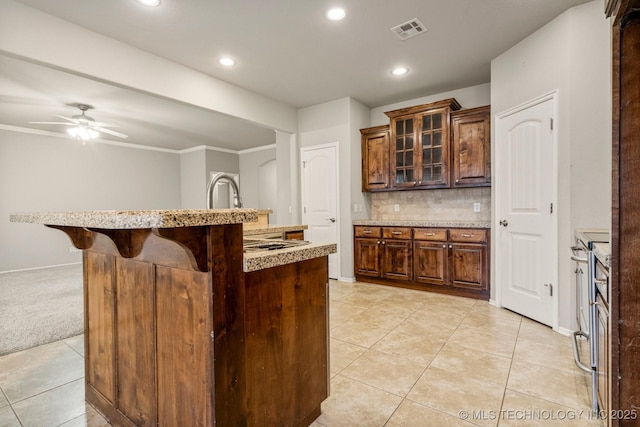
[30,104,128,141]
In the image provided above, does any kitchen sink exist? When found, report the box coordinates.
[243,239,310,252]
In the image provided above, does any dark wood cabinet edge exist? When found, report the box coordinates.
[450,105,491,118]
[354,274,489,300]
[384,98,462,118]
[360,124,389,134]
[86,386,137,427]
[610,1,640,422]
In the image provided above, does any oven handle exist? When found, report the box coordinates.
[570,330,592,373]
[571,255,588,263]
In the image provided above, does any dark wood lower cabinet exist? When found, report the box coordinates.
[69,223,328,427]
[354,238,381,277]
[355,226,489,300]
[450,243,487,291]
[413,241,447,286]
[381,240,412,281]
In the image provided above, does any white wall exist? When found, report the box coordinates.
[180,149,206,209]
[275,131,299,225]
[1,130,181,271]
[239,146,277,220]
[491,0,610,331]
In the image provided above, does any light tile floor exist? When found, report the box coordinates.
[0,280,603,426]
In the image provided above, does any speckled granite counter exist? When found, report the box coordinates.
[10,210,332,272]
[353,219,491,228]
[243,242,336,272]
[10,209,258,229]
[593,242,611,268]
[243,224,308,236]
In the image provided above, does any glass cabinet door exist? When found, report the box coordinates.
[393,117,415,186]
[418,109,448,186]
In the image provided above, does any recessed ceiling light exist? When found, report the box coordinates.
[218,57,236,67]
[391,67,409,76]
[326,8,346,21]
[136,0,160,6]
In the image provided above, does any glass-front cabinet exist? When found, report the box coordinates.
[386,99,461,189]
[393,115,415,186]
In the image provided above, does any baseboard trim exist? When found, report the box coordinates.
[489,299,499,307]
[555,326,573,337]
[0,262,82,275]
[337,276,356,283]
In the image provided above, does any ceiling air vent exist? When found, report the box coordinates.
[391,18,427,41]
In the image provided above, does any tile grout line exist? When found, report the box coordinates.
[0,386,24,427]
[495,316,523,427]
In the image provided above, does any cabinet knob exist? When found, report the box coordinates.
[442,244,446,248]
[382,241,386,245]
[418,180,422,184]
[449,245,453,248]
[376,240,381,244]
[456,179,460,183]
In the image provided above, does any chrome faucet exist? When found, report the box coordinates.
[206,173,243,209]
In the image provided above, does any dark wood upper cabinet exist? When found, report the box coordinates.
[360,125,390,191]
[385,98,461,189]
[450,106,491,187]
[360,98,492,192]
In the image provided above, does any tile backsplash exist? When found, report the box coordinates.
[370,187,491,221]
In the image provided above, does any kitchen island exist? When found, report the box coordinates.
[10,209,336,427]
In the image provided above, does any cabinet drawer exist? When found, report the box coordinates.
[413,228,447,241]
[449,229,487,243]
[354,226,382,238]
[382,227,412,239]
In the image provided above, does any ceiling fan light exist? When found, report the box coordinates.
[68,126,99,141]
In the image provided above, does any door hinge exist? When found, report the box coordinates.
[550,203,553,214]
[550,118,554,130]
[303,207,306,213]
[302,161,307,168]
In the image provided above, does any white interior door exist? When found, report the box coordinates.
[301,144,338,279]
[496,96,556,326]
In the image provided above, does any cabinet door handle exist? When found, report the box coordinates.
[461,234,473,238]
[426,232,435,236]
[363,230,372,234]
[392,231,402,235]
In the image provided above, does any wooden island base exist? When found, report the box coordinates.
[54,222,328,427]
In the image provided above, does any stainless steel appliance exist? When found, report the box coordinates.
[571,229,609,414]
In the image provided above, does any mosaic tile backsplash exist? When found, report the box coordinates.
[370,187,491,222]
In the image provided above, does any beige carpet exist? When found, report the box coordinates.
[0,264,83,355]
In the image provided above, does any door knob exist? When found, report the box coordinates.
[328,217,336,223]
[499,220,509,227]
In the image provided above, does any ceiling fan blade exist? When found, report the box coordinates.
[94,126,128,139]
[29,121,75,125]
[91,122,120,128]
[54,115,80,123]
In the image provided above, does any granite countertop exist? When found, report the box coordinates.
[353,219,491,228]
[593,242,611,268]
[9,209,259,229]
[243,224,308,236]
[243,242,336,272]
